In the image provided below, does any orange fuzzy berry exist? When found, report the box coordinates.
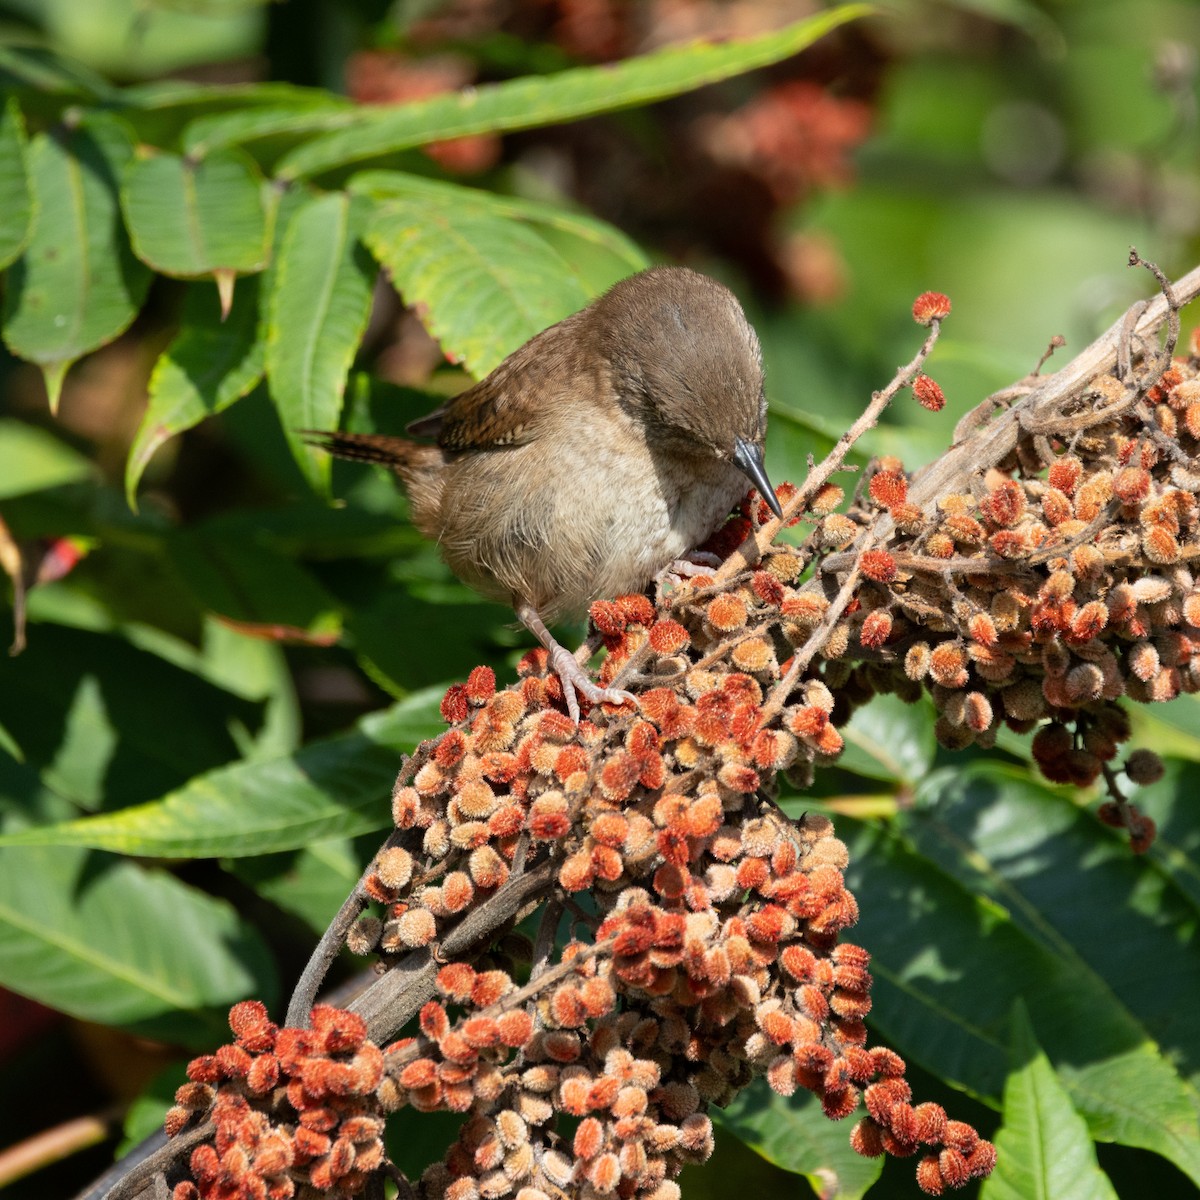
[589,600,625,637]
[752,571,786,607]
[990,528,1029,558]
[443,872,475,912]
[731,637,775,672]
[616,593,655,627]
[528,794,570,840]
[1042,488,1073,526]
[496,1010,534,1048]
[1113,466,1151,505]
[1144,526,1181,563]
[648,620,690,655]
[469,845,508,889]
[913,374,945,411]
[860,549,897,582]
[718,762,760,792]
[928,644,968,687]
[821,514,857,548]
[1047,456,1082,494]
[472,970,510,1007]
[980,480,1025,527]
[916,1155,945,1194]
[1069,600,1108,642]
[436,963,477,1001]
[706,594,748,632]
[598,750,641,801]
[925,531,955,558]
[434,729,468,768]
[465,666,496,704]
[758,1009,796,1045]
[860,609,893,648]
[850,1118,885,1157]
[559,850,594,892]
[968,613,997,647]
[441,684,470,725]
[912,292,951,324]
[869,470,908,509]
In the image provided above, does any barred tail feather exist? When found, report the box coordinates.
[300,430,418,470]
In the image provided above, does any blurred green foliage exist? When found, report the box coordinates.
[1,0,1199,1197]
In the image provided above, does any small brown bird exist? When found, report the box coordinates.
[309,265,781,721]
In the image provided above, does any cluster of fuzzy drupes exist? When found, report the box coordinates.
[167,635,996,1199]
[163,292,1197,1200]
[301,562,996,1198]
[809,337,1198,852]
[166,1002,386,1199]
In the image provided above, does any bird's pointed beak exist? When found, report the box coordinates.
[733,436,783,520]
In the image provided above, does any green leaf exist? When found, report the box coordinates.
[1126,757,1200,910]
[126,278,265,507]
[275,7,871,178]
[166,523,343,641]
[1129,694,1200,763]
[1,114,152,410]
[265,191,377,486]
[838,693,937,785]
[365,196,593,378]
[0,98,33,270]
[181,103,357,159]
[120,80,351,150]
[838,790,1200,1186]
[0,844,275,1046]
[908,766,1200,1097]
[121,148,271,279]
[981,1002,1119,1200]
[122,78,340,113]
[716,1078,883,1198]
[118,1066,183,1157]
[0,419,93,499]
[226,835,365,932]
[0,688,446,858]
[347,585,516,697]
[197,616,300,762]
[0,43,119,101]
[350,171,649,279]
[0,622,264,813]
[356,178,652,376]
[142,0,273,13]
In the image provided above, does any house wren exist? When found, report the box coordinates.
[309,265,782,721]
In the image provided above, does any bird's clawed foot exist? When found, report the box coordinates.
[546,643,637,724]
[655,552,722,602]
[517,599,636,724]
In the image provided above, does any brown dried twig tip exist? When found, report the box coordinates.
[121,262,1200,1200]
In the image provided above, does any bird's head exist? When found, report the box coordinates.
[597,266,782,519]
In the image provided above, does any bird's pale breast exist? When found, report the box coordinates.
[430,404,746,624]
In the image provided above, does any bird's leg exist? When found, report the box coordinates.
[515,600,637,724]
[661,551,721,578]
[655,552,722,603]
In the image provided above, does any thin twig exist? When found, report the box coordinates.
[286,869,371,1028]
[531,898,564,981]
[714,317,947,582]
[99,1125,210,1200]
[0,1108,122,1190]
[761,562,862,725]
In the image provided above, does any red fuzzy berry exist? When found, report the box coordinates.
[913,374,946,411]
[912,292,951,324]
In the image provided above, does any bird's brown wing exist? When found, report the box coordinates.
[406,370,539,451]
[406,316,586,452]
